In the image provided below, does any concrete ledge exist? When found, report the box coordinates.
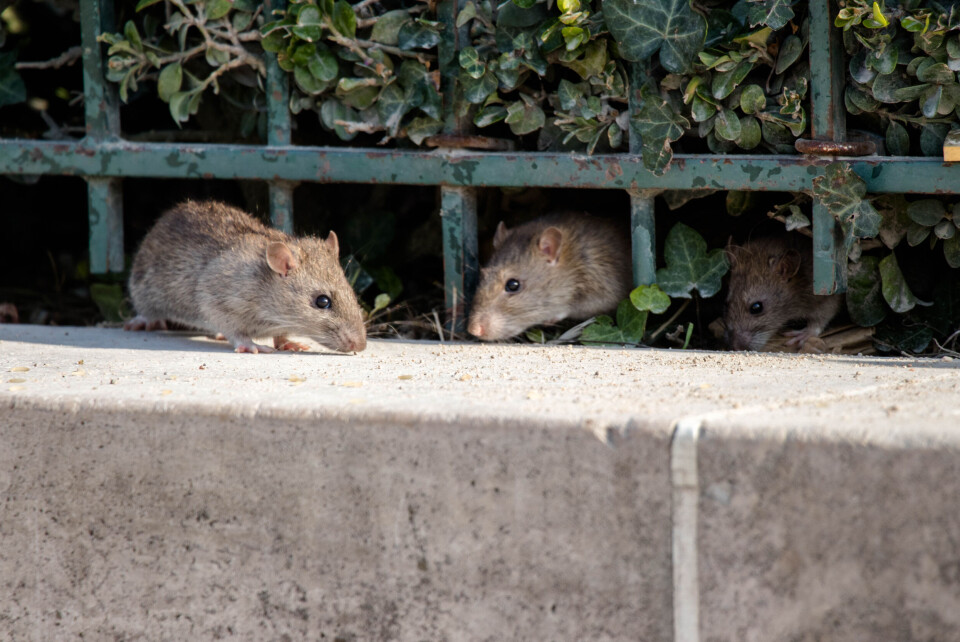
[2,326,960,640]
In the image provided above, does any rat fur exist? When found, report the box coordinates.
[125,200,366,354]
[467,212,632,341]
[723,236,842,351]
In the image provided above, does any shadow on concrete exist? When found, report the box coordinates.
[0,326,345,356]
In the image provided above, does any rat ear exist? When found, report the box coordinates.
[493,221,510,249]
[324,230,340,259]
[775,249,802,279]
[266,242,298,277]
[538,227,563,265]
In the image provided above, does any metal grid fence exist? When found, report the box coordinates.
[1,0,957,327]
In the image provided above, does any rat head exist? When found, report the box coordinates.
[262,232,367,353]
[723,239,802,351]
[467,221,578,341]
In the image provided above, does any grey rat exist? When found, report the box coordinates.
[124,200,367,354]
[723,236,842,351]
[467,212,632,341]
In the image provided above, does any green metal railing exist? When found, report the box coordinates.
[1,0,957,327]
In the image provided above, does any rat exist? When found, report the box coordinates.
[467,212,632,341]
[723,236,842,351]
[124,199,367,354]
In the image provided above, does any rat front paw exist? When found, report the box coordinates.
[273,336,311,352]
[231,337,275,354]
[123,316,168,332]
[783,328,818,348]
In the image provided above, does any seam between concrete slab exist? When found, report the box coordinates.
[671,417,701,642]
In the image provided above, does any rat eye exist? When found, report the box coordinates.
[749,301,763,315]
[505,278,521,293]
[315,295,332,309]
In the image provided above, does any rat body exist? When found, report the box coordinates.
[723,236,842,351]
[125,200,366,354]
[467,212,632,341]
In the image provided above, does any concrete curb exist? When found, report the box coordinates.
[2,325,960,640]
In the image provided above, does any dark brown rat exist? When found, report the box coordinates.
[467,212,632,341]
[124,200,366,354]
[723,236,842,351]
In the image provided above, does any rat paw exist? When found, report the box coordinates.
[232,338,275,354]
[124,316,168,332]
[273,336,311,352]
[783,328,817,348]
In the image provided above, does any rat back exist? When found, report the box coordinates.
[467,212,631,341]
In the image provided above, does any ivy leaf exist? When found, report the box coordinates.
[944,234,960,268]
[206,0,233,21]
[157,62,182,103]
[846,256,887,327]
[875,194,912,249]
[630,284,671,314]
[563,39,608,79]
[783,206,811,230]
[504,98,545,135]
[406,116,443,145]
[370,10,410,45]
[885,120,910,155]
[319,98,359,141]
[739,84,766,114]
[603,0,706,74]
[459,46,486,79]
[398,19,442,50]
[907,199,946,226]
[747,0,795,30]
[812,162,882,253]
[0,52,27,107]
[377,83,410,137]
[332,0,356,38]
[714,107,742,141]
[474,104,508,127]
[631,84,690,175]
[655,222,729,298]
[461,70,498,104]
[880,252,928,313]
[775,34,803,74]
[581,300,648,345]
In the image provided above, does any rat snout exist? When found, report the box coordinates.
[467,316,485,338]
[726,330,757,351]
[340,330,366,353]
[467,312,502,341]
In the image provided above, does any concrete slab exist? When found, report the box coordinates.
[1,325,959,641]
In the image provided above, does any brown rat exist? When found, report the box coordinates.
[124,200,366,354]
[467,212,632,341]
[723,236,842,351]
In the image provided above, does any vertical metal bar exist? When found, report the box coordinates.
[441,187,479,331]
[812,201,845,294]
[808,0,847,293]
[264,0,295,234]
[81,0,123,273]
[438,0,478,331]
[629,63,657,287]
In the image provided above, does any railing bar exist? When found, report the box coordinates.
[628,63,657,287]
[263,0,295,234]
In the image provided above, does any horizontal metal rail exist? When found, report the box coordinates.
[1,139,956,193]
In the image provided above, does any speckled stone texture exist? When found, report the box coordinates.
[697,424,960,642]
[0,404,672,641]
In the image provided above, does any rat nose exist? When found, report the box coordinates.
[467,319,484,337]
[343,331,366,353]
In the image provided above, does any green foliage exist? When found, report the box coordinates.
[580,284,671,346]
[812,162,882,255]
[603,0,705,73]
[99,0,265,129]
[840,0,960,156]
[655,222,729,298]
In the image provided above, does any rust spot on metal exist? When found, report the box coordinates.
[425,135,514,151]
[795,139,876,156]
[203,173,214,179]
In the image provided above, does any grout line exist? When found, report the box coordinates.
[671,417,701,642]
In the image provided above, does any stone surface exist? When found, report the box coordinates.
[1,325,960,641]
